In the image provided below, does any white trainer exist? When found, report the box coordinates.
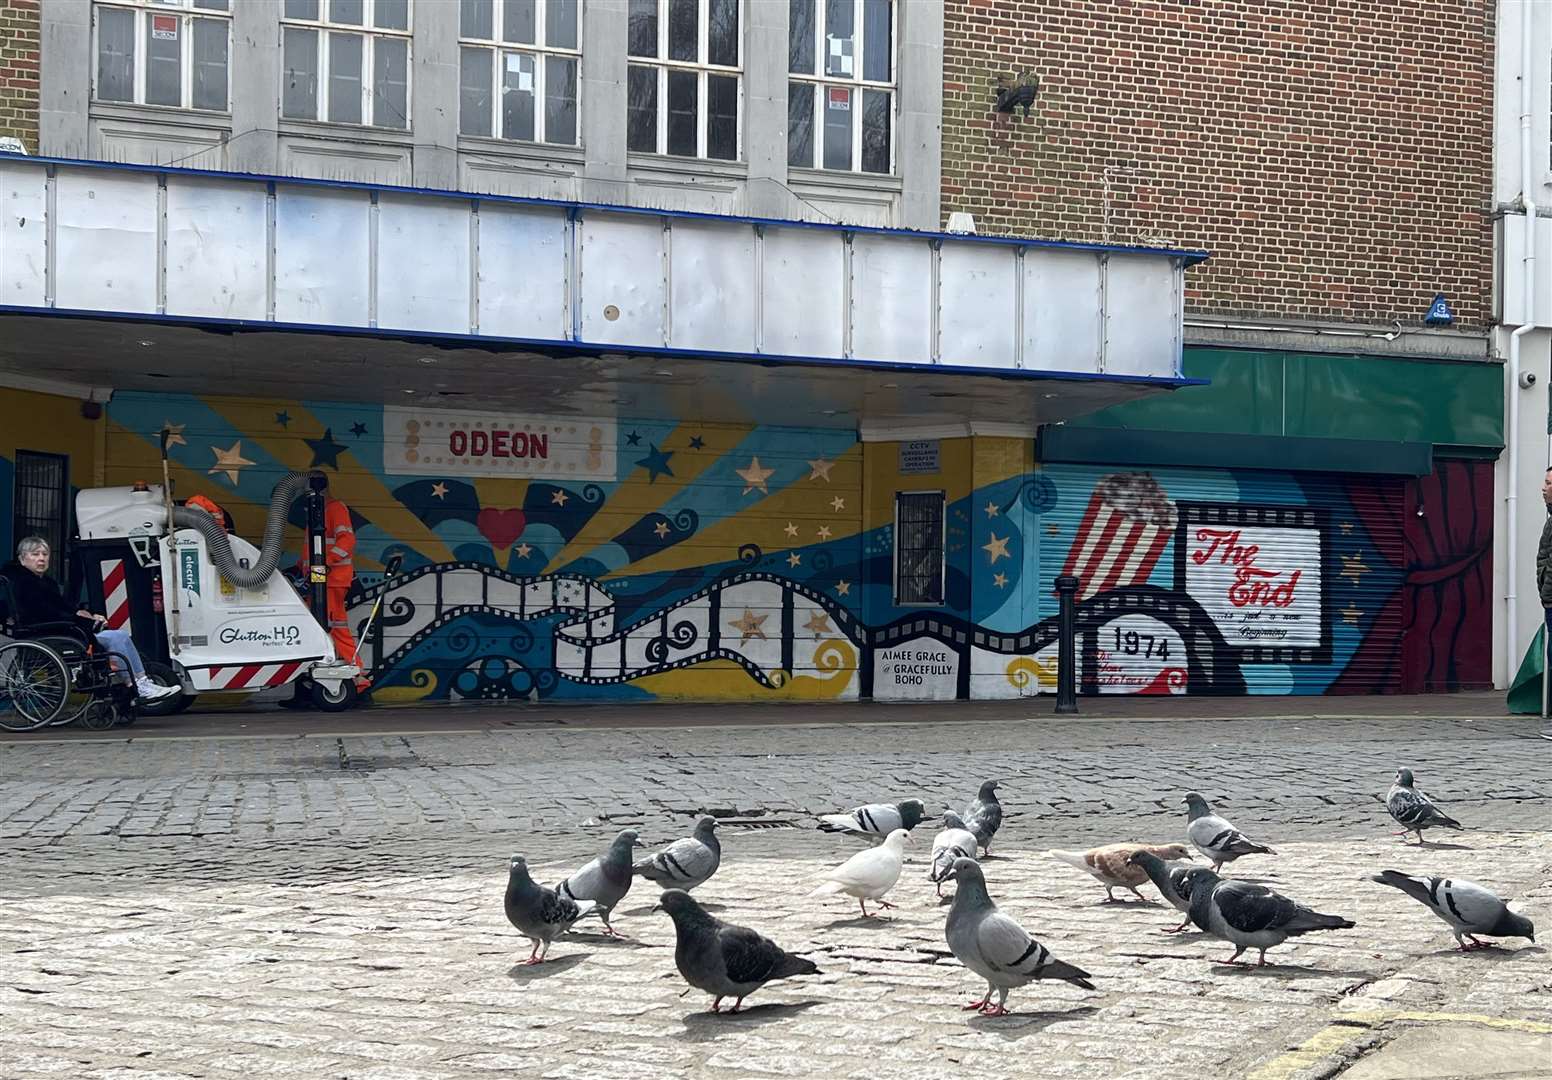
[136,678,180,701]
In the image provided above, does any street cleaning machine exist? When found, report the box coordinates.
[71,430,384,713]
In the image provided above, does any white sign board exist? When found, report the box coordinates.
[383,406,618,480]
[1183,522,1323,650]
[898,439,940,475]
[872,636,958,700]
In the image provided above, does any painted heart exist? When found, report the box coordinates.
[476,508,526,550]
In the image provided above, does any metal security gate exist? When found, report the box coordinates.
[1038,464,1406,696]
[10,450,69,584]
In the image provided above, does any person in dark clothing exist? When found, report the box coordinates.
[1,536,178,700]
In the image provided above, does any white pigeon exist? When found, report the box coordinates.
[928,812,980,897]
[809,828,908,917]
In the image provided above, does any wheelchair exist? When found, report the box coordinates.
[0,579,138,732]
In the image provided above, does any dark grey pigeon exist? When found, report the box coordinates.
[943,857,1094,1016]
[658,889,819,1013]
[1128,850,1219,933]
[504,855,596,964]
[817,799,926,838]
[634,816,721,891]
[1188,876,1354,966]
[963,781,1003,854]
[1370,870,1535,950]
[557,829,642,936]
[1184,792,1276,871]
[1386,769,1464,843]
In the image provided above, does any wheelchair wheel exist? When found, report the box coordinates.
[80,700,119,731]
[0,642,71,730]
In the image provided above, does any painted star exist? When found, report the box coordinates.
[830,496,846,512]
[807,457,834,482]
[783,521,799,538]
[816,525,833,540]
[786,552,802,568]
[207,440,255,484]
[625,430,642,447]
[430,482,448,499]
[1340,553,1370,586]
[689,435,706,450]
[350,422,368,437]
[833,580,851,597]
[274,411,291,428]
[305,428,349,470]
[729,608,769,644]
[737,456,776,495]
[161,422,187,448]
[635,443,675,483]
[654,520,670,538]
[984,501,1000,518]
[803,612,833,636]
[993,572,1009,588]
[982,532,1011,563]
[551,489,570,506]
[515,543,533,559]
[1340,605,1363,625]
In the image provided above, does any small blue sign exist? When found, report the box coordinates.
[1425,293,1455,326]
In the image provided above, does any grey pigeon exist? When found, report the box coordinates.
[1184,792,1276,871]
[817,799,926,838]
[943,856,1095,1016]
[963,780,1003,854]
[929,811,980,897]
[658,889,820,1013]
[1189,876,1354,966]
[504,855,596,964]
[1386,769,1464,843]
[634,816,721,891]
[1128,849,1219,933]
[557,829,642,936]
[1370,870,1535,950]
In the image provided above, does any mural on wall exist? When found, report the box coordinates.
[87,391,1486,702]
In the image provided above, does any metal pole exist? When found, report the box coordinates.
[306,474,329,631]
[1055,574,1079,714]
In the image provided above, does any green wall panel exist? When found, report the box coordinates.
[1075,348,1503,449]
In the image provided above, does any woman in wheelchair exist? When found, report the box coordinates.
[1,537,178,701]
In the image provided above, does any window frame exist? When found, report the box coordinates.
[11,451,71,587]
[280,0,414,131]
[626,0,745,162]
[892,490,946,607]
[457,0,583,147]
[787,0,897,175]
[91,0,234,114]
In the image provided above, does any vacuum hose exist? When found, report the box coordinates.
[170,471,315,589]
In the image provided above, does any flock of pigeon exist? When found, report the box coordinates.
[503,768,1536,1016]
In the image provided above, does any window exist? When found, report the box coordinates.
[11,452,69,586]
[281,0,411,130]
[788,0,893,174]
[458,0,580,146]
[626,0,741,160]
[93,0,231,112]
[894,492,944,606]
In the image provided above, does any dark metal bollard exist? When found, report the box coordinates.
[1054,575,1079,714]
[306,473,330,629]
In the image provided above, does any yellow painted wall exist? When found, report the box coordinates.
[0,387,102,557]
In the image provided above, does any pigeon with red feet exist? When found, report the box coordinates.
[504,855,595,964]
[1188,876,1354,967]
[1370,871,1534,951]
[659,889,819,1014]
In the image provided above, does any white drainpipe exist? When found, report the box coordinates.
[1509,0,1536,700]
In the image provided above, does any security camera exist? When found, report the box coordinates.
[1519,371,1538,389]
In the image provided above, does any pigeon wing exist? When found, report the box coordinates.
[975,910,1042,975]
[639,837,715,884]
[1387,787,1435,826]
[558,857,606,902]
[1191,815,1269,855]
[827,846,898,891]
[538,885,582,927]
[1211,880,1297,933]
[1435,878,1508,931]
[718,924,785,986]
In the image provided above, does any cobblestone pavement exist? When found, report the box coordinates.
[1,711,1549,1078]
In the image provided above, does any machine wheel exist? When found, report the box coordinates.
[0,642,71,730]
[310,679,358,712]
[137,661,192,717]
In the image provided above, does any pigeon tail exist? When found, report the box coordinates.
[1370,869,1433,905]
[816,815,856,833]
[1433,812,1465,830]
[1043,958,1096,991]
[1047,849,1093,872]
[1284,908,1355,934]
[808,880,846,897]
[772,953,820,980]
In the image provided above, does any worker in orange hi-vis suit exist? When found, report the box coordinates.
[305,495,371,690]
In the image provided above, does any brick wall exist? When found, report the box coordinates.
[0,0,39,153]
[941,1,1495,329]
